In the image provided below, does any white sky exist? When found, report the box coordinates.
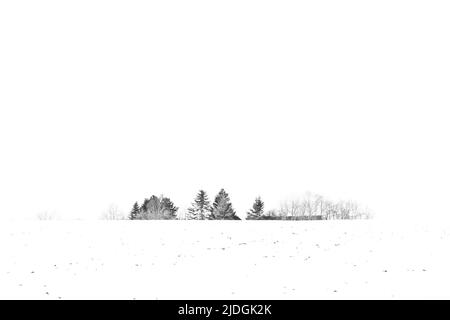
[1,1,449,221]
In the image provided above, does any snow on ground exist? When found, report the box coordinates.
[0,220,449,299]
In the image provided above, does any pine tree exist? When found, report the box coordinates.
[129,202,140,220]
[210,189,238,220]
[188,190,211,220]
[246,197,264,220]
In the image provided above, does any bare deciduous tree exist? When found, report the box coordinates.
[100,204,126,220]
[36,211,60,221]
[279,199,304,219]
[278,192,372,220]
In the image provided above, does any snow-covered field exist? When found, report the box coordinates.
[1,220,449,299]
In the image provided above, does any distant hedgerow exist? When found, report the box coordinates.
[128,191,372,221]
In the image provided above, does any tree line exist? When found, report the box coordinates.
[127,190,372,221]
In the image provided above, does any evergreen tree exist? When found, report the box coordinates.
[141,195,160,219]
[129,202,140,220]
[161,196,178,219]
[246,197,264,220]
[188,190,211,220]
[138,195,178,220]
[210,189,238,220]
[140,198,149,213]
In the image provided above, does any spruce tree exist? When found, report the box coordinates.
[140,198,149,213]
[188,190,211,220]
[246,197,264,220]
[129,202,140,220]
[211,189,238,220]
